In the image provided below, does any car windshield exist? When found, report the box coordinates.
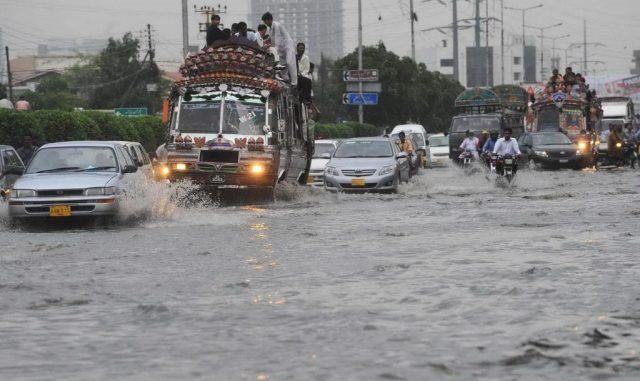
[537,108,560,131]
[27,147,118,174]
[532,134,572,146]
[178,95,223,134]
[314,143,336,158]
[429,136,449,146]
[334,140,393,158]
[451,116,500,132]
[222,94,266,135]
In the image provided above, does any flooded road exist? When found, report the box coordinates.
[1,167,639,380]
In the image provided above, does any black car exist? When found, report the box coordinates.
[517,132,589,169]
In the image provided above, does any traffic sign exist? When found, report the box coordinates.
[343,69,379,82]
[114,107,148,117]
[342,93,379,106]
[346,82,382,92]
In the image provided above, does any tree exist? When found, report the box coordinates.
[67,32,163,112]
[0,83,6,99]
[314,43,464,132]
[23,76,84,111]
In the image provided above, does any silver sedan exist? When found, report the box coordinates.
[8,141,138,219]
[323,138,410,193]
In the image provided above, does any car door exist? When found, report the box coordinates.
[517,134,532,164]
[1,148,25,189]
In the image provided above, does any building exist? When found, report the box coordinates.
[250,0,343,64]
[417,33,538,87]
[631,50,640,75]
[9,55,91,96]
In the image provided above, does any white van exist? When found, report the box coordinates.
[391,124,428,164]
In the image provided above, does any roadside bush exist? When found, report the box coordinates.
[0,110,166,151]
[315,122,381,139]
[0,109,45,147]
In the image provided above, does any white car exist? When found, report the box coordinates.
[8,141,139,219]
[307,140,339,187]
[426,134,450,168]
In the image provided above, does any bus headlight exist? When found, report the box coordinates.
[250,163,266,174]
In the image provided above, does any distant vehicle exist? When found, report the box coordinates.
[600,96,635,128]
[391,124,428,166]
[517,132,589,169]
[324,138,410,193]
[113,141,151,169]
[426,134,449,168]
[8,141,138,219]
[0,145,26,198]
[307,139,338,187]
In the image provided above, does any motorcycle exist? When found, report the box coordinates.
[491,154,517,184]
[458,150,477,175]
[595,140,637,169]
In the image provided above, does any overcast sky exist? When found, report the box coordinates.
[1,0,639,76]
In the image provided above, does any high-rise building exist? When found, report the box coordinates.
[250,0,343,64]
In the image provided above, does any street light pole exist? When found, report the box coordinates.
[525,22,562,82]
[410,0,416,61]
[505,4,543,82]
[358,0,363,124]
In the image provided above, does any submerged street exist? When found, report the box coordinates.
[1,168,639,380]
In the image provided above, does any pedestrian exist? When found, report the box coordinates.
[16,135,38,164]
[206,14,226,47]
[296,42,312,103]
[261,12,298,85]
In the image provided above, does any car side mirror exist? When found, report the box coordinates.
[321,153,331,159]
[123,165,138,174]
[136,159,144,167]
[396,152,408,159]
[424,140,430,146]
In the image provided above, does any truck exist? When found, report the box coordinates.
[449,87,526,162]
[155,39,314,199]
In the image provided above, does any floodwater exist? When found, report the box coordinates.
[1,167,639,380]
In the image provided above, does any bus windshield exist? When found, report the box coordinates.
[451,116,501,132]
[536,108,560,131]
[222,94,267,135]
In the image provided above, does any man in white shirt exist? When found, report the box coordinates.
[459,130,479,159]
[262,12,298,86]
[493,127,522,157]
[296,42,312,103]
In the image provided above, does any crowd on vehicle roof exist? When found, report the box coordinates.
[202,11,313,105]
[538,66,597,103]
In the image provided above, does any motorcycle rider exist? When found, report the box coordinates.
[607,123,624,162]
[398,131,415,171]
[459,130,479,160]
[493,127,521,174]
[482,130,500,166]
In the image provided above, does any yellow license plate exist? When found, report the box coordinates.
[49,205,71,217]
[351,178,366,187]
[307,176,315,184]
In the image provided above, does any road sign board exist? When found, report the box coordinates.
[346,82,382,93]
[342,93,379,106]
[343,69,379,82]
[114,107,148,117]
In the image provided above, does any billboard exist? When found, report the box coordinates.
[524,46,537,83]
[466,47,493,88]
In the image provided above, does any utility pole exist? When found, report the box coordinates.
[583,20,587,75]
[505,4,543,82]
[453,0,459,82]
[358,0,363,124]
[485,0,490,86]
[5,46,13,104]
[147,24,155,65]
[410,0,416,61]
[474,0,480,48]
[181,0,189,57]
[500,0,504,84]
[194,4,227,33]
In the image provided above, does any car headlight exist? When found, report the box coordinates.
[534,150,548,157]
[249,163,266,174]
[616,142,622,148]
[325,166,340,176]
[84,187,117,196]
[378,165,395,176]
[577,141,588,151]
[10,189,36,198]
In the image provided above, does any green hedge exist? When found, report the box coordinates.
[315,122,381,139]
[0,110,167,153]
